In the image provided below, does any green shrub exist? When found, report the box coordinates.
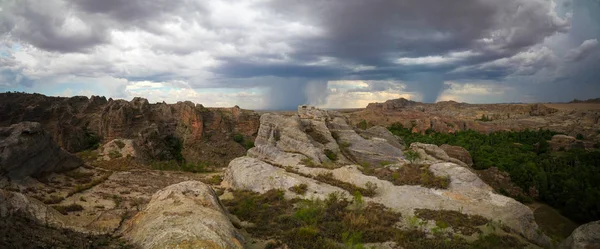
[324,149,338,161]
[576,133,584,140]
[53,203,84,215]
[108,150,122,159]
[233,133,244,143]
[289,183,308,195]
[404,150,420,164]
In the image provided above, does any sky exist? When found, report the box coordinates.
[0,0,599,110]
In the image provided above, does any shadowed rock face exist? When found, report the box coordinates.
[224,106,552,247]
[0,122,82,179]
[0,92,260,166]
[352,98,600,143]
[122,181,244,249]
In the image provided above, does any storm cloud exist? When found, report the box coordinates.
[0,0,598,109]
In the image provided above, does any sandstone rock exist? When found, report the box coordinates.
[560,220,600,249]
[440,144,473,167]
[410,142,468,167]
[549,135,585,151]
[0,92,260,166]
[122,181,244,249]
[223,156,347,199]
[0,122,82,179]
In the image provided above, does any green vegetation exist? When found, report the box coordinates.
[314,172,377,197]
[576,133,584,140]
[389,123,600,223]
[356,120,371,130]
[224,190,524,249]
[67,173,111,197]
[414,209,490,236]
[223,190,400,249]
[364,164,450,189]
[149,160,213,173]
[233,133,244,143]
[108,150,122,159]
[404,150,421,164]
[53,203,84,215]
[476,114,493,122]
[325,149,338,161]
[289,183,308,195]
[83,128,101,150]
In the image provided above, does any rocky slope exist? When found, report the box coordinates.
[0,122,82,180]
[348,98,600,143]
[0,92,260,166]
[223,106,552,247]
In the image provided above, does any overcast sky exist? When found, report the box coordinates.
[1,0,599,109]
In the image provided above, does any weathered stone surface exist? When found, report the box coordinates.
[549,135,585,152]
[410,142,468,167]
[560,220,600,249]
[440,144,473,167]
[328,114,404,166]
[223,156,346,199]
[0,122,82,179]
[122,181,244,249]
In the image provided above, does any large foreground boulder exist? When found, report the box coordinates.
[560,220,600,249]
[440,144,473,167]
[0,189,68,229]
[0,122,82,179]
[122,181,244,249]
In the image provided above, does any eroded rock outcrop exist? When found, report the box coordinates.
[0,92,260,166]
[440,144,473,167]
[560,220,600,249]
[0,122,82,179]
[122,181,244,249]
[549,135,585,152]
[224,106,551,247]
[0,189,68,229]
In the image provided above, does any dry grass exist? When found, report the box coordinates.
[52,203,84,215]
[414,208,489,236]
[367,164,450,189]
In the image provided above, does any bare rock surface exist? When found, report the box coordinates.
[0,122,82,179]
[410,142,468,167]
[560,220,600,249]
[440,144,473,167]
[549,134,585,151]
[0,189,68,229]
[122,181,244,249]
[224,106,551,247]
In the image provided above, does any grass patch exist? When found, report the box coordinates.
[149,160,213,173]
[64,170,94,184]
[289,184,308,195]
[204,175,223,185]
[368,164,450,189]
[108,150,122,159]
[67,173,111,197]
[324,149,338,161]
[300,158,317,167]
[43,195,64,205]
[76,150,98,162]
[53,204,84,215]
[414,209,489,236]
[223,190,401,248]
[314,172,377,197]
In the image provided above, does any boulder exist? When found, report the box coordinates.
[0,122,82,179]
[440,144,473,167]
[0,189,68,229]
[410,142,468,167]
[122,181,244,249]
[97,139,136,160]
[560,220,600,249]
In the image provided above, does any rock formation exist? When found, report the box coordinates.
[223,106,551,247]
[350,98,600,142]
[0,92,260,166]
[122,181,244,249]
[0,122,82,179]
[440,144,473,167]
[560,220,600,249]
[549,135,585,151]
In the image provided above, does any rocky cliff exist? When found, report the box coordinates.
[0,92,260,166]
[352,98,600,142]
[223,106,551,247]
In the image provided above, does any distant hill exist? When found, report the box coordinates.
[569,98,600,103]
